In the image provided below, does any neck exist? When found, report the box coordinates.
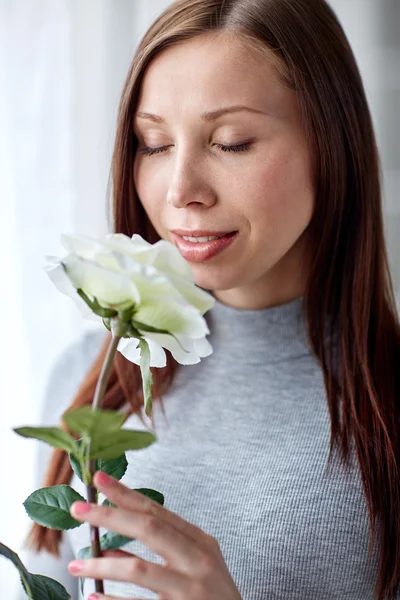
[206,295,312,365]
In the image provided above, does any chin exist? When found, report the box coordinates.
[191,269,239,293]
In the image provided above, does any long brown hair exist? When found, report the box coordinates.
[29,1,400,598]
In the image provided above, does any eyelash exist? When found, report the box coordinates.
[138,142,251,157]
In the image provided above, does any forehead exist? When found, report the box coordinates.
[135,32,291,118]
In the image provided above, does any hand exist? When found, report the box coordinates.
[68,471,243,600]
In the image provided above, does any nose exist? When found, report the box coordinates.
[166,153,217,209]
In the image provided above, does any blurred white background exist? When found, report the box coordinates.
[0,0,399,597]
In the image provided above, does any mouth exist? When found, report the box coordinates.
[170,228,235,239]
[170,229,239,262]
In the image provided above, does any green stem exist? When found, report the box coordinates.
[86,320,125,594]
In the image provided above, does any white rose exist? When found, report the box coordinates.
[45,233,215,368]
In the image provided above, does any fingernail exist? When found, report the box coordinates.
[68,560,83,573]
[72,501,91,515]
[96,470,115,486]
[88,595,99,600]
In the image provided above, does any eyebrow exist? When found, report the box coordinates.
[135,105,267,124]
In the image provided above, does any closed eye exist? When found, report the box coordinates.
[138,145,171,157]
[216,142,251,153]
[138,142,251,157]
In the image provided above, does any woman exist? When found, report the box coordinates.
[26,0,400,599]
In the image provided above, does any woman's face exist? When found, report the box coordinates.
[133,33,314,309]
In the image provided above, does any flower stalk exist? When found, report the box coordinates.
[2,233,215,600]
[86,317,128,593]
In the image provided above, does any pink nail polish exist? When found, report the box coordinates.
[88,595,99,600]
[96,470,114,486]
[72,501,91,515]
[68,560,83,573]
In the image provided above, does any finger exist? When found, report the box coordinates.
[68,556,191,596]
[101,549,132,559]
[70,501,205,571]
[87,596,153,600]
[93,470,213,547]
[87,595,158,600]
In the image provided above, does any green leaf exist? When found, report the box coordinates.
[89,430,156,460]
[70,451,128,484]
[79,574,85,597]
[102,498,116,508]
[24,485,85,530]
[100,530,133,550]
[76,545,92,561]
[0,542,71,599]
[13,427,77,455]
[138,338,153,417]
[98,454,128,480]
[0,542,33,597]
[68,438,92,485]
[69,452,84,482]
[101,488,164,508]
[135,487,165,506]
[30,574,72,600]
[76,531,131,597]
[63,406,127,437]
[76,530,133,597]
[77,531,132,562]
[76,529,132,596]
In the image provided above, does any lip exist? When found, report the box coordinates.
[170,228,234,237]
[170,230,239,263]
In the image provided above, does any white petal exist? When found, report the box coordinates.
[117,336,166,368]
[117,337,141,364]
[102,234,214,316]
[174,333,213,358]
[62,233,126,272]
[129,234,152,248]
[167,275,215,315]
[132,274,184,305]
[147,239,194,281]
[103,236,167,278]
[145,337,167,367]
[144,332,203,365]
[61,234,108,260]
[104,233,151,259]
[106,234,193,281]
[192,336,213,358]
[63,255,140,308]
[44,257,102,323]
[134,299,209,338]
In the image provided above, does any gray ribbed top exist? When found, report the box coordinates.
[22,296,384,599]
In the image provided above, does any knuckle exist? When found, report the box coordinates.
[206,533,220,551]
[197,552,218,575]
[102,505,114,520]
[146,498,160,516]
[129,557,147,578]
[191,580,209,599]
[143,514,158,533]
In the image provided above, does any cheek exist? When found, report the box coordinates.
[245,145,314,234]
[134,158,164,223]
